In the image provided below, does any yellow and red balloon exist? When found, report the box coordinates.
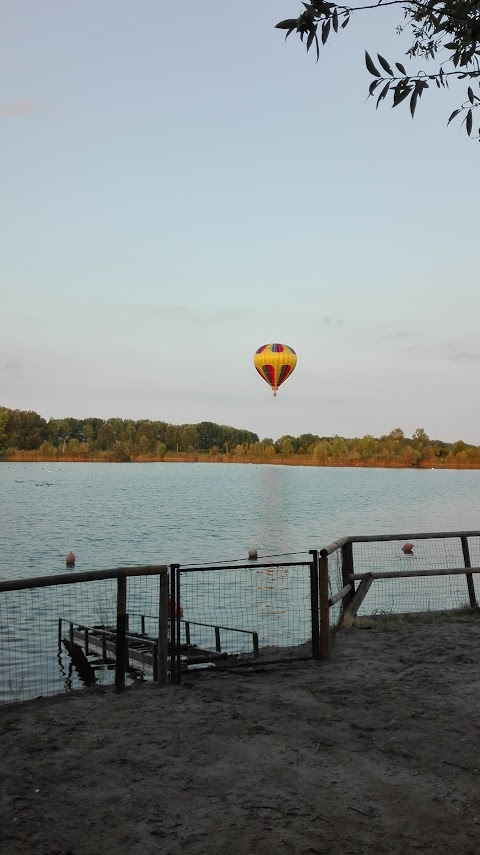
[253,343,297,397]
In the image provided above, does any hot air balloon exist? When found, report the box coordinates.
[253,343,297,397]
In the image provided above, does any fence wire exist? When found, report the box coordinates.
[178,564,313,659]
[327,549,344,633]
[0,574,161,704]
[350,537,477,615]
[4,534,480,704]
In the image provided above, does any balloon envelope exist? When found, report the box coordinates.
[253,343,297,396]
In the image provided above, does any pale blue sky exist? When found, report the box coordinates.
[1,1,479,442]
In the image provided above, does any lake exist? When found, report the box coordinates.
[2,462,480,702]
[2,461,480,577]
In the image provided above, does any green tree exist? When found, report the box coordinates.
[3,409,47,450]
[277,1,480,140]
[280,438,296,456]
[155,441,167,459]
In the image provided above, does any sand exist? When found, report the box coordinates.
[2,615,480,855]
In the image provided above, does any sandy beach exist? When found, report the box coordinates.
[2,614,480,855]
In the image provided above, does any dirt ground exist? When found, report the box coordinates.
[2,614,480,855]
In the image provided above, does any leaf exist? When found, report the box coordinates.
[466,108,473,136]
[377,54,394,76]
[376,82,391,108]
[468,86,475,103]
[447,108,461,125]
[368,79,381,96]
[322,19,331,44]
[307,28,315,52]
[393,85,412,107]
[275,19,299,29]
[410,89,418,118]
[332,9,339,33]
[395,62,407,75]
[365,51,381,77]
[341,16,349,29]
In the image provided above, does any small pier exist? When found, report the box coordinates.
[60,615,259,682]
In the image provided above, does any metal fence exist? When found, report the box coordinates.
[0,554,324,701]
[2,531,480,704]
[168,555,320,680]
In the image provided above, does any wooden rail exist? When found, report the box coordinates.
[321,532,480,624]
[0,565,168,593]
[350,567,480,580]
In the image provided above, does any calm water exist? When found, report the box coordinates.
[2,462,480,702]
[2,462,480,576]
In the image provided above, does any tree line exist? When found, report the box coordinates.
[1,406,480,467]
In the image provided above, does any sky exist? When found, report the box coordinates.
[1,1,479,443]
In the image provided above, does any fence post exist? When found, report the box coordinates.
[319,550,330,660]
[309,550,320,660]
[169,565,181,683]
[175,565,181,683]
[157,572,169,685]
[461,536,477,608]
[341,541,355,615]
[115,574,127,692]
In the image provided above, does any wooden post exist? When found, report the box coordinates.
[115,574,127,692]
[102,631,107,662]
[344,574,374,618]
[157,572,169,685]
[309,550,320,660]
[58,618,62,650]
[141,615,146,636]
[253,632,259,658]
[461,536,477,608]
[319,552,330,660]
[341,541,355,614]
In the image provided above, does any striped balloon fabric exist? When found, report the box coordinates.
[253,343,297,397]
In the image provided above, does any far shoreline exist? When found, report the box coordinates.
[3,453,480,470]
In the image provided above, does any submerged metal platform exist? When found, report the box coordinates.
[61,621,230,680]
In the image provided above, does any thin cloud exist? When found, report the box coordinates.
[213,308,250,321]
[444,349,480,362]
[0,100,37,118]
[131,304,194,317]
[378,330,418,340]
[319,316,343,328]
[4,361,24,373]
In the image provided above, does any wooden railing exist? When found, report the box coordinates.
[319,531,480,658]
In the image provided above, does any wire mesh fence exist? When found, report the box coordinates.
[324,532,480,627]
[327,548,344,631]
[177,560,315,663]
[3,532,480,704]
[0,568,167,704]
